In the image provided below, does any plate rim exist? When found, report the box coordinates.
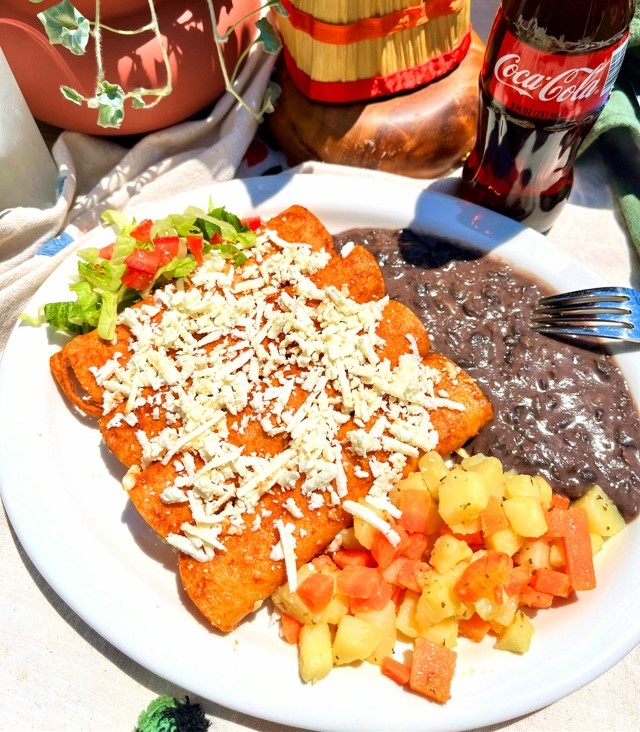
[1,172,639,732]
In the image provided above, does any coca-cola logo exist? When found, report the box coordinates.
[493,53,608,104]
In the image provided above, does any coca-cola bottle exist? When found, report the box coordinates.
[460,0,636,232]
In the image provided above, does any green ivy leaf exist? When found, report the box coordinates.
[37,0,90,56]
[60,85,84,104]
[255,17,282,55]
[269,0,289,17]
[93,81,125,128]
[261,80,281,115]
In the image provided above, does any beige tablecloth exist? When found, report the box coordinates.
[1,1,639,730]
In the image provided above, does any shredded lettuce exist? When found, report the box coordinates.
[25,203,257,340]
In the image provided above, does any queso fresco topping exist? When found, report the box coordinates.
[90,225,464,568]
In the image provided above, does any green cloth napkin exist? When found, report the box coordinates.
[581,6,640,257]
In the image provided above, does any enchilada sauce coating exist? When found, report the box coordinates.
[334,228,640,521]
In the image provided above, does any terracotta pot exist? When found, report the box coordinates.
[0,0,260,135]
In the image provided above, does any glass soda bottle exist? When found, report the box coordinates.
[460,0,636,232]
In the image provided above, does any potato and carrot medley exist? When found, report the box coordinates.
[272,450,625,703]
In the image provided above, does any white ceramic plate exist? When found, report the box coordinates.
[1,173,639,732]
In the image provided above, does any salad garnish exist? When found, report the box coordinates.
[24,204,259,341]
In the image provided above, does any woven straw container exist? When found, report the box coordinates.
[275,0,472,102]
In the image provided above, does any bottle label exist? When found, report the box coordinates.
[487,25,630,120]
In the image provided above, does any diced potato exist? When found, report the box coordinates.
[488,592,519,628]
[438,467,490,525]
[416,565,467,627]
[514,539,551,570]
[272,564,316,624]
[356,601,397,665]
[299,622,333,682]
[548,540,566,568]
[504,474,541,500]
[532,476,553,509]
[396,589,421,638]
[338,526,363,551]
[503,495,548,538]
[333,615,382,666]
[420,617,459,649]
[353,499,384,549]
[418,451,449,496]
[429,534,473,574]
[590,532,605,556]
[485,526,524,556]
[461,454,505,497]
[318,593,350,625]
[495,610,535,653]
[573,484,626,537]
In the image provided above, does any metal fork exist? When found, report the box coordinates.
[530,286,640,343]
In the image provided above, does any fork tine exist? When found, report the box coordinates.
[531,310,633,325]
[530,323,640,342]
[538,286,630,306]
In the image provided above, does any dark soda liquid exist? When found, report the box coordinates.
[460,88,600,232]
[460,0,635,233]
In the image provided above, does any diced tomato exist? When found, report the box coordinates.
[454,551,512,604]
[186,234,205,265]
[242,216,262,231]
[124,248,160,273]
[98,243,115,260]
[152,235,181,265]
[130,218,153,242]
[121,267,156,291]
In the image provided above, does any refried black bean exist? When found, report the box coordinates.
[333,227,640,521]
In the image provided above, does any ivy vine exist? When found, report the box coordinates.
[28,0,286,129]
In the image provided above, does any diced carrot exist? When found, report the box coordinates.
[519,585,554,608]
[397,488,431,534]
[481,495,510,538]
[371,524,409,569]
[396,559,429,593]
[409,637,457,704]
[505,564,534,596]
[564,507,596,591]
[402,532,429,560]
[336,565,383,599]
[380,556,406,586]
[458,613,491,642]
[455,551,512,604]
[296,572,335,614]
[551,493,571,510]
[332,548,376,569]
[530,568,572,598]
[455,530,485,550]
[350,577,394,612]
[541,506,567,539]
[280,613,303,645]
[391,584,405,607]
[381,656,411,686]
